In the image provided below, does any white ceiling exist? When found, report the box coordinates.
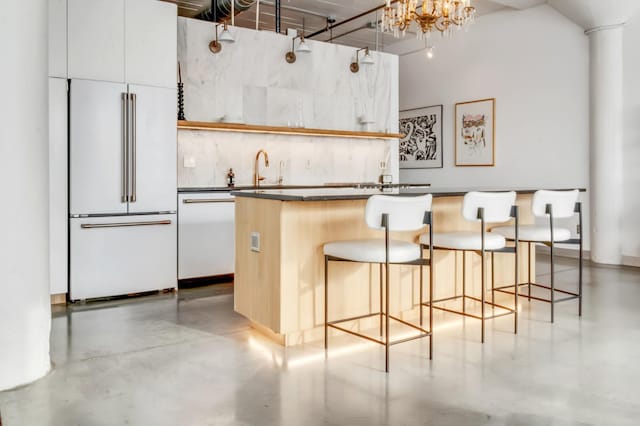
[163,0,544,49]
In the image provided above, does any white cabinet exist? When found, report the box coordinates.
[126,0,177,88]
[178,193,235,280]
[68,0,125,83]
[70,214,177,300]
[49,0,67,78]
[49,78,68,295]
[67,0,177,87]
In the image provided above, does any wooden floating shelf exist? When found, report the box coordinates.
[177,120,402,140]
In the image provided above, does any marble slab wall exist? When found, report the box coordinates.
[177,18,399,187]
[178,130,398,187]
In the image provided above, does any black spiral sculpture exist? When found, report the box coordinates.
[177,82,186,121]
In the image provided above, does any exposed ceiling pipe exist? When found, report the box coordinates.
[275,0,281,33]
[305,0,399,39]
[326,23,371,42]
[259,0,331,19]
[196,0,255,23]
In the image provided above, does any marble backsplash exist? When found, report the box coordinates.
[178,130,399,188]
[177,18,399,133]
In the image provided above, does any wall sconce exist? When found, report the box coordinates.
[285,35,311,64]
[350,47,375,73]
[209,21,235,54]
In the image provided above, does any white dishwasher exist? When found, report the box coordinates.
[178,191,235,280]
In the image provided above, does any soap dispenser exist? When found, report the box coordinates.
[226,168,235,187]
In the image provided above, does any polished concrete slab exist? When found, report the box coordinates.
[1,257,640,425]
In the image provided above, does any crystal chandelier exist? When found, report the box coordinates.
[381,0,476,39]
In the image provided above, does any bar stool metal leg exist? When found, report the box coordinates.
[528,242,532,301]
[379,263,383,337]
[420,263,424,327]
[384,219,390,373]
[429,224,434,360]
[480,209,486,344]
[549,205,555,324]
[578,204,583,316]
[324,255,329,349]
[491,252,495,306]
[462,251,467,314]
[514,205,519,334]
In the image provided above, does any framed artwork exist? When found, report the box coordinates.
[399,105,443,169]
[455,98,495,166]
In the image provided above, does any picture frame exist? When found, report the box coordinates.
[455,98,495,167]
[399,105,443,169]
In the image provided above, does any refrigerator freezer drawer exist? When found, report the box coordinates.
[178,193,235,280]
[70,214,177,300]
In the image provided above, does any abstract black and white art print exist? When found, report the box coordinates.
[399,105,443,169]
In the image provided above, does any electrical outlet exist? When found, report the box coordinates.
[250,232,261,252]
[305,159,312,169]
[183,155,196,168]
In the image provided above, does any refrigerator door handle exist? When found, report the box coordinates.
[130,93,137,203]
[80,220,172,229]
[121,92,129,203]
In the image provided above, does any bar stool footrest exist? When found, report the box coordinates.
[423,295,516,320]
[327,313,432,347]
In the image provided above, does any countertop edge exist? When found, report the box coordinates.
[231,188,587,202]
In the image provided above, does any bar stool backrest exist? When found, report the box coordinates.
[365,194,433,231]
[462,191,516,223]
[532,190,579,218]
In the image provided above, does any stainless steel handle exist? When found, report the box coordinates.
[182,198,235,204]
[121,93,128,203]
[81,220,172,229]
[130,93,137,203]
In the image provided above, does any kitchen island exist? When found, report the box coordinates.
[232,187,579,346]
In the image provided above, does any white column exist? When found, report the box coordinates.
[0,0,51,390]
[588,25,625,265]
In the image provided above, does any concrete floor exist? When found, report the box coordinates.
[1,256,640,425]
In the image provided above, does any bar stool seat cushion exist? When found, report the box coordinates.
[491,225,571,243]
[323,239,421,263]
[420,232,506,251]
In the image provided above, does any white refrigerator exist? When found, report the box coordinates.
[69,79,177,301]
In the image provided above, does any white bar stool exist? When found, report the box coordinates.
[420,191,519,343]
[323,194,433,373]
[490,189,583,322]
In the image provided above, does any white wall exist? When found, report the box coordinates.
[0,0,51,390]
[623,15,640,265]
[389,5,590,247]
[177,19,400,187]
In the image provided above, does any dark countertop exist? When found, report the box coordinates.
[231,187,587,202]
[178,183,432,193]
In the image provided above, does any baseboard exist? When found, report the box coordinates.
[622,256,640,268]
[537,246,640,268]
[536,245,590,260]
[50,293,67,305]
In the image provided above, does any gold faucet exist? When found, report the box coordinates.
[254,149,270,187]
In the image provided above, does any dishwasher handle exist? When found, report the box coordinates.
[182,198,235,204]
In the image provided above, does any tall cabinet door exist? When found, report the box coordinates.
[49,78,68,295]
[127,85,177,213]
[70,79,128,215]
[125,0,177,88]
[68,0,125,83]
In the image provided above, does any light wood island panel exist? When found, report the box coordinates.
[234,194,536,346]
